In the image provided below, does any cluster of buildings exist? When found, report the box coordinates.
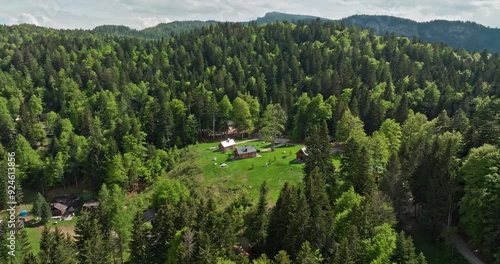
[218,138,309,161]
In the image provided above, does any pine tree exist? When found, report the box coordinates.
[332,225,361,264]
[295,241,323,264]
[38,226,55,263]
[284,189,310,258]
[52,229,78,264]
[303,167,334,259]
[80,227,109,264]
[341,137,374,195]
[304,122,335,177]
[416,253,427,264]
[389,231,429,264]
[40,202,52,223]
[32,193,45,219]
[75,212,109,264]
[273,250,292,264]
[266,183,297,256]
[245,181,269,256]
[129,210,151,264]
[13,228,32,263]
[0,219,9,262]
[148,203,179,264]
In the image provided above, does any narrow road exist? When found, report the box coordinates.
[450,234,485,264]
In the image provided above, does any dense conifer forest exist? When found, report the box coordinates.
[0,19,499,263]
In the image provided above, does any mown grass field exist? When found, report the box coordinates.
[195,140,305,202]
[194,139,345,203]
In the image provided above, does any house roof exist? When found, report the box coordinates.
[143,209,156,222]
[297,147,309,156]
[235,146,257,155]
[82,201,100,208]
[220,139,236,148]
[51,203,68,211]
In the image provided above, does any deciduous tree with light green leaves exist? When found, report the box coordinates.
[260,103,287,151]
[459,144,500,260]
[232,97,254,138]
[335,109,366,142]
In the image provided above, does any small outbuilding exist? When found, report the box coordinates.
[219,138,236,151]
[234,146,257,159]
[50,203,68,216]
[143,209,156,224]
[82,201,100,212]
[296,147,308,162]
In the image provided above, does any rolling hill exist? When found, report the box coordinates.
[92,12,500,53]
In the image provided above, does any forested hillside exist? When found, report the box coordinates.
[92,12,500,53]
[0,20,499,263]
[341,15,500,53]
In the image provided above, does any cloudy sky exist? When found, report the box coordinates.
[1,0,499,30]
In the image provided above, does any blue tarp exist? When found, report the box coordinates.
[19,210,27,217]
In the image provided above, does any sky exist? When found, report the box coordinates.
[1,0,500,30]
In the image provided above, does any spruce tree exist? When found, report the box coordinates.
[80,227,109,264]
[74,212,92,257]
[0,219,9,262]
[284,189,310,258]
[40,200,52,223]
[273,250,292,264]
[38,226,55,263]
[304,122,335,178]
[32,193,46,219]
[129,210,151,264]
[148,203,179,264]
[14,228,32,263]
[295,241,323,264]
[341,137,374,195]
[304,167,334,260]
[75,212,109,264]
[266,183,297,256]
[245,181,269,256]
[392,231,427,264]
[52,230,78,264]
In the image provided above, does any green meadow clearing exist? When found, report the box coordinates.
[195,140,341,202]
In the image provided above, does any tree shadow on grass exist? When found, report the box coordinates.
[261,143,293,149]
[24,219,44,228]
[289,159,303,165]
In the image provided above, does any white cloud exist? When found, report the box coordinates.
[130,16,172,29]
[9,12,40,26]
[7,12,58,28]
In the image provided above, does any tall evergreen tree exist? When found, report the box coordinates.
[341,137,374,195]
[129,210,151,264]
[245,181,269,256]
[32,193,45,220]
[74,212,109,264]
[304,122,335,177]
[148,203,179,264]
[284,189,310,259]
[295,241,323,264]
[266,183,297,256]
[40,200,52,223]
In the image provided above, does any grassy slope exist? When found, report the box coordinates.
[195,140,307,203]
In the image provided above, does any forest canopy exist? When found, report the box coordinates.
[0,19,499,263]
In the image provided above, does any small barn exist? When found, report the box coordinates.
[296,147,308,162]
[82,201,100,212]
[219,138,236,151]
[234,146,257,159]
[50,203,68,216]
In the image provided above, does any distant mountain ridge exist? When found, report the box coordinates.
[92,12,500,53]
